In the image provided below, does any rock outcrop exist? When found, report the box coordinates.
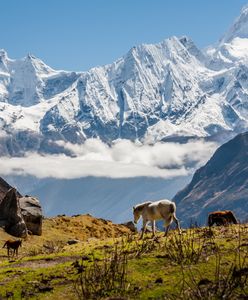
[20,196,43,235]
[19,196,42,235]
[0,188,27,237]
[0,177,43,237]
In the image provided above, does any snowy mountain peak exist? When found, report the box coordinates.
[205,5,248,70]
[221,5,248,44]
[26,53,35,59]
[241,4,248,14]
[0,49,7,59]
[179,36,205,62]
[0,49,8,73]
[23,53,56,77]
[1,7,248,155]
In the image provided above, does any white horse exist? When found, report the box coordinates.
[133,200,181,238]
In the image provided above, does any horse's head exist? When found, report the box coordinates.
[226,210,238,224]
[133,206,141,224]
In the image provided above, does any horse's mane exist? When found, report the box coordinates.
[134,201,152,212]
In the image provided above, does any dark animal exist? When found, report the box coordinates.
[3,239,22,257]
[208,210,238,227]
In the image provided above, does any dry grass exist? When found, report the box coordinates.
[0,214,132,259]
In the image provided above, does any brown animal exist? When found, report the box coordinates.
[3,239,22,257]
[208,210,238,227]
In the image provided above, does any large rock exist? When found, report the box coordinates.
[20,196,43,235]
[0,188,27,237]
[0,176,43,237]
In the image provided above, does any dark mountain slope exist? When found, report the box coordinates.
[173,132,248,225]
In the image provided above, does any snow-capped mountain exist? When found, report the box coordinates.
[1,6,248,155]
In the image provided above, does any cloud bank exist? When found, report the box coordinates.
[0,139,218,179]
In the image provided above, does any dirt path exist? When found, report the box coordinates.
[0,254,81,269]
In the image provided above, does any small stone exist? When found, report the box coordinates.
[155,277,163,284]
[38,286,53,292]
[67,239,79,245]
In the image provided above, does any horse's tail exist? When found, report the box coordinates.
[3,241,7,248]
[169,202,176,214]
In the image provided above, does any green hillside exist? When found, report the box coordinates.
[0,215,247,299]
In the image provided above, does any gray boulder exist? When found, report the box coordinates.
[0,177,43,237]
[0,188,27,237]
[19,196,43,235]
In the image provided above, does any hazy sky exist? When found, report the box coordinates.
[0,0,247,71]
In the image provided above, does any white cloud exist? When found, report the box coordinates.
[0,139,218,179]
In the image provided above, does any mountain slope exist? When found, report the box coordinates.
[173,132,248,225]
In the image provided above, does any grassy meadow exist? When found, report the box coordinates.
[0,215,247,299]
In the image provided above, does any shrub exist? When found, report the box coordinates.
[162,229,208,265]
[74,245,129,299]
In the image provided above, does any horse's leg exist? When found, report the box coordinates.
[160,213,172,237]
[173,214,182,234]
[164,224,170,236]
[152,220,156,237]
[140,219,147,239]
[163,216,172,237]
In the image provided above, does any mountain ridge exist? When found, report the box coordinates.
[1,6,248,154]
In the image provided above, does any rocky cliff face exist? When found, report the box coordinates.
[173,132,248,225]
